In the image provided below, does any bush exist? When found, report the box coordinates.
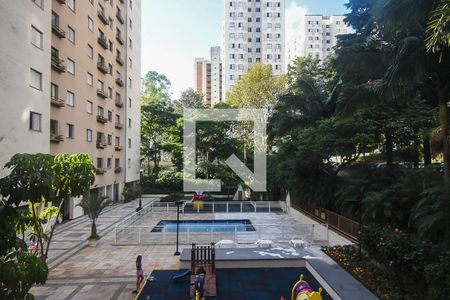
[141,170,183,193]
[122,185,142,202]
[424,252,450,299]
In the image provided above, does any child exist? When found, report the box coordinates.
[133,255,144,294]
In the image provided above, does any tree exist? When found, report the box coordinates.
[141,71,172,105]
[77,195,110,239]
[173,88,205,114]
[226,63,286,113]
[426,0,450,54]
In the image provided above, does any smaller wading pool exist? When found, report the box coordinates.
[151,219,256,233]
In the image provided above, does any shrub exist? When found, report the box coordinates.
[424,252,450,299]
[122,185,142,202]
[141,170,183,193]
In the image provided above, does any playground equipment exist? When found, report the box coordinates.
[193,192,204,210]
[190,243,216,299]
[291,274,323,300]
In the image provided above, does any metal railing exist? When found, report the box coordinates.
[115,223,328,245]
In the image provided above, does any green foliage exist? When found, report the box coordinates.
[173,88,205,113]
[122,184,143,202]
[141,170,183,193]
[0,249,48,299]
[77,195,110,239]
[424,252,450,298]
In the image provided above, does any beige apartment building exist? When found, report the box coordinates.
[194,47,223,108]
[0,0,141,219]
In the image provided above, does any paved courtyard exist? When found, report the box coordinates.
[30,198,328,299]
[30,196,184,300]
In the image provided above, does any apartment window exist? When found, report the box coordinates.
[128,118,131,128]
[87,100,93,114]
[108,111,113,122]
[67,0,75,12]
[129,58,132,68]
[86,129,93,142]
[108,87,113,98]
[129,0,132,9]
[31,26,43,49]
[67,58,75,74]
[107,134,112,145]
[128,78,132,88]
[98,80,104,90]
[66,91,74,107]
[108,40,113,51]
[129,19,132,29]
[97,158,103,169]
[88,17,94,31]
[127,158,131,168]
[87,73,93,86]
[108,64,113,75]
[97,106,104,116]
[115,114,121,123]
[128,138,131,148]
[29,112,41,131]
[30,69,42,90]
[32,0,43,8]
[129,38,132,48]
[115,158,120,168]
[66,124,75,139]
[128,98,132,108]
[51,83,58,99]
[68,26,75,43]
[107,158,112,169]
[108,17,113,29]
[87,44,93,59]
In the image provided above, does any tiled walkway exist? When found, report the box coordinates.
[31,196,184,300]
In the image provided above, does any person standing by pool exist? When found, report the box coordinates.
[133,255,144,294]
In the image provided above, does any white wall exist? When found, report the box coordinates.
[125,0,141,183]
[0,0,51,177]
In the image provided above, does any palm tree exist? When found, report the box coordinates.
[77,195,110,239]
[426,0,450,54]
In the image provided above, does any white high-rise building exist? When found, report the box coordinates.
[210,46,223,107]
[287,15,350,63]
[223,0,285,99]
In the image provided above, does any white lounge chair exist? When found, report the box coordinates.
[215,239,237,248]
[290,239,306,248]
[255,239,273,248]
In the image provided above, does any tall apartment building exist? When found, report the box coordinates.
[223,0,285,99]
[194,46,223,107]
[287,15,350,63]
[0,0,141,219]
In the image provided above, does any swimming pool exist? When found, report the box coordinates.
[151,219,256,232]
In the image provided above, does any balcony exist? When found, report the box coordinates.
[116,33,124,45]
[56,0,66,4]
[97,36,108,49]
[116,11,124,24]
[96,115,107,124]
[52,23,66,38]
[97,10,108,25]
[51,97,65,108]
[115,55,124,65]
[115,77,124,86]
[115,98,123,107]
[97,61,108,74]
[115,122,123,129]
[51,57,66,73]
[50,133,64,143]
[114,145,122,151]
[96,138,107,148]
[96,168,106,175]
[114,166,122,174]
[97,89,108,98]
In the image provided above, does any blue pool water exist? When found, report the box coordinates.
[151,219,255,232]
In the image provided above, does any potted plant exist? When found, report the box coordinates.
[77,194,110,247]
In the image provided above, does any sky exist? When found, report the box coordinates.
[141,0,349,99]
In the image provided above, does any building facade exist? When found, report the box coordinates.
[287,15,350,63]
[223,0,285,99]
[194,46,223,107]
[0,0,141,219]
